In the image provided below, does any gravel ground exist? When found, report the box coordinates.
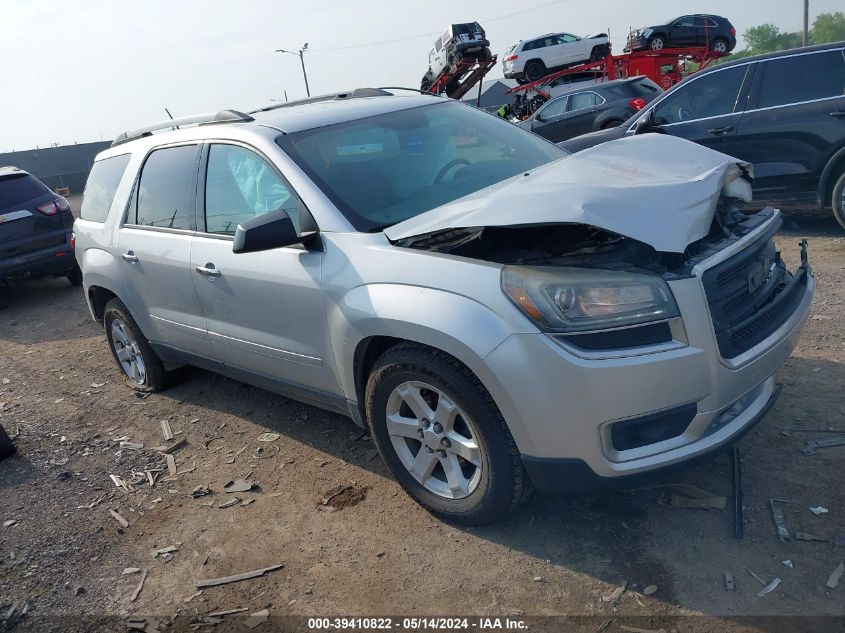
[0,203,843,632]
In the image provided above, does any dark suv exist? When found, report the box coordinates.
[627,14,736,54]
[560,43,845,227]
[0,167,81,286]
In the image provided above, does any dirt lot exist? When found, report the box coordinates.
[1,202,843,632]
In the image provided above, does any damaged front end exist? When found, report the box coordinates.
[388,135,812,358]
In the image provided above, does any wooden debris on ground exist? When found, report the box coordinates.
[194,563,283,589]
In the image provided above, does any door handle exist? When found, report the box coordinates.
[121,251,138,264]
[707,126,734,135]
[830,110,845,118]
[195,263,221,278]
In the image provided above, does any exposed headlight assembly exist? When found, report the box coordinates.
[502,266,680,333]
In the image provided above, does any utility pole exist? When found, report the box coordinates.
[803,0,809,46]
[275,44,310,97]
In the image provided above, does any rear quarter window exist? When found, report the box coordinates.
[0,174,51,209]
[80,154,131,222]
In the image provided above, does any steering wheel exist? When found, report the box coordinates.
[678,106,694,122]
[434,159,470,184]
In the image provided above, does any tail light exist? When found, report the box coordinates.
[629,97,647,111]
[730,27,736,36]
[71,233,76,249]
[504,54,518,62]
[36,196,70,215]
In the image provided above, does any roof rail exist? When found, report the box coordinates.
[250,87,399,114]
[111,109,254,147]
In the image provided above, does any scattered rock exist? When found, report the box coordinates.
[245,609,270,629]
[643,584,658,595]
[257,433,280,443]
[810,506,829,515]
[3,519,17,528]
[827,562,844,589]
[223,479,256,493]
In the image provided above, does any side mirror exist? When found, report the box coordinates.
[634,109,657,135]
[233,210,305,254]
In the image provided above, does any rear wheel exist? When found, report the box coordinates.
[66,264,83,287]
[648,35,665,50]
[831,169,845,230]
[601,119,624,129]
[524,60,546,83]
[365,343,531,525]
[103,298,168,392]
[590,45,608,62]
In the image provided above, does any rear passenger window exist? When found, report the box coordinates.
[134,145,199,230]
[756,50,845,109]
[204,144,301,235]
[569,92,599,111]
[80,154,130,222]
[0,174,50,208]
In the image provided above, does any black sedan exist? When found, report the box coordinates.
[627,14,736,54]
[518,77,662,143]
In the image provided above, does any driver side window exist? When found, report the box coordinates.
[204,144,301,235]
[652,65,747,125]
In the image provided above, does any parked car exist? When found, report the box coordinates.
[0,166,81,287]
[626,14,736,54]
[503,32,610,84]
[560,42,845,227]
[421,23,491,92]
[75,90,813,525]
[518,77,662,142]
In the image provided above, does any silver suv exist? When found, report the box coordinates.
[74,89,814,525]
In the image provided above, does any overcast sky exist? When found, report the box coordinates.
[1,0,840,151]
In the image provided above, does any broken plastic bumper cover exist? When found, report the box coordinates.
[521,383,781,492]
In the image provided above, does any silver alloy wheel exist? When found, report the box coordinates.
[650,38,664,50]
[110,318,146,385]
[713,40,727,53]
[385,380,482,499]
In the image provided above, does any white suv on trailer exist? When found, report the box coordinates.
[503,32,611,83]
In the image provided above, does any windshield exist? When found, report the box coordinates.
[278,100,566,231]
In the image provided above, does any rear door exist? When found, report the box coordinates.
[190,142,338,396]
[644,62,754,155]
[0,172,71,263]
[733,47,845,205]
[117,143,212,356]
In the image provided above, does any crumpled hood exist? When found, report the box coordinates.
[385,134,753,254]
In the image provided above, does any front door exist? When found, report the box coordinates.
[190,142,338,396]
[646,62,753,156]
[565,91,604,138]
[117,143,211,356]
[531,96,570,142]
[669,17,698,47]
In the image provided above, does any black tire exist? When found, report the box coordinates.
[647,35,665,50]
[831,168,845,230]
[103,298,168,392]
[365,343,531,525]
[420,80,432,93]
[710,38,729,54]
[524,60,546,83]
[601,119,624,129]
[66,264,83,286]
[0,424,16,460]
[590,45,608,62]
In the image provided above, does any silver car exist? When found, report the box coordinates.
[74,90,814,525]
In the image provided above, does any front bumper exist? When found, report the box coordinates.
[474,222,814,489]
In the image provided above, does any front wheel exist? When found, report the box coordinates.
[365,343,531,525]
[710,38,728,54]
[103,298,168,392]
[648,36,665,50]
[831,169,845,230]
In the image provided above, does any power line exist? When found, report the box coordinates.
[309,0,568,52]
